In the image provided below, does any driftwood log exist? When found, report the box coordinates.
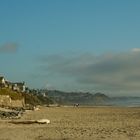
[9,119,50,124]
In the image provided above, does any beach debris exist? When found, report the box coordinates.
[9,119,50,124]
[33,106,40,111]
[0,110,22,119]
[37,119,50,124]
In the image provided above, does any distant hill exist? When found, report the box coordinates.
[45,90,110,105]
[44,90,140,107]
[92,92,110,104]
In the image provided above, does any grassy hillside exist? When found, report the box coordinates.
[24,93,41,106]
[0,88,54,106]
[0,88,23,100]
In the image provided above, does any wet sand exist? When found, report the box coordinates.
[0,106,140,140]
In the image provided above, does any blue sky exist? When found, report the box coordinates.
[0,0,140,96]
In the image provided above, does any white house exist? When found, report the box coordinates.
[0,76,6,87]
[12,82,26,92]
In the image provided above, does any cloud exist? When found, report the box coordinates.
[0,43,19,53]
[39,50,140,94]
[131,48,140,52]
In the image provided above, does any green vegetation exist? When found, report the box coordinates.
[23,93,41,106]
[0,88,23,100]
[0,88,54,106]
[36,95,54,105]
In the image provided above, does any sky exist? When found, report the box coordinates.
[0,0,140,96]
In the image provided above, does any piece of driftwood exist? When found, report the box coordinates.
[9,119,50,124]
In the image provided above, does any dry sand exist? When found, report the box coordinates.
[0,106,140,140]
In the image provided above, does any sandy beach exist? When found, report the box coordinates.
[0,106,140,140]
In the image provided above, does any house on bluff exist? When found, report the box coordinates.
[0,76,26,107]
[0,76,6,88]
[12,82,26,93]
[0,76,26,93]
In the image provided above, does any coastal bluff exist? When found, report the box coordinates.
[0,95,25,107]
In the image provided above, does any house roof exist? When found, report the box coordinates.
[13,82,25,86]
